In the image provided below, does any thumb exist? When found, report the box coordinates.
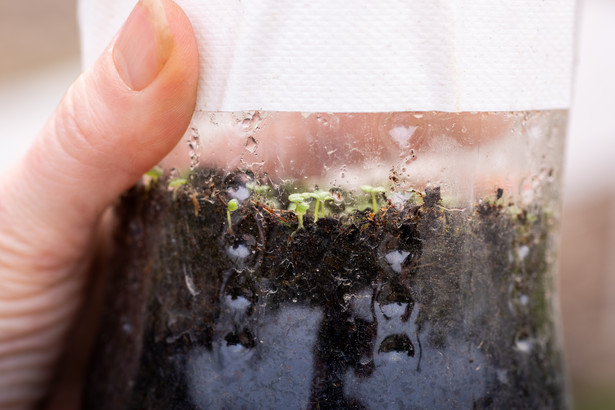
[0,0,197,406]
[2,0,198,250]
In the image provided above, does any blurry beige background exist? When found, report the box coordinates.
[0,0,80,170]
[1,0,614,409]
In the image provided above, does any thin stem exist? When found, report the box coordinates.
[372,192,378,213]
[314,199,320,222]
[298,214,304,230]
[227,209,233,234]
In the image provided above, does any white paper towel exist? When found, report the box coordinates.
[79,0,575,112]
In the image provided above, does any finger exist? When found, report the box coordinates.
[0,0,198,407]
[1,0,198,255]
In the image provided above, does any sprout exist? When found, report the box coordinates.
[288,193,310,203]
[228,198,239,212]
[246,182,276,207]
[169,178,187,188]
[246,182,271,195]
[288,193,311,231]
[309,190,333,222]
[143,166,164,192]
[227,199,239,234]
[145,166,163,181]
[361,185,387,213]
[169,178,187,200]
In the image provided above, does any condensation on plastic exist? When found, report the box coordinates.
[162,110,567,207]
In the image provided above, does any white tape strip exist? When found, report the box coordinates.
[79,0,575,112]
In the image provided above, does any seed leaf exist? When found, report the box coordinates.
[228,199,239,212]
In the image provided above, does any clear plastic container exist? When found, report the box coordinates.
[85,110,568,408]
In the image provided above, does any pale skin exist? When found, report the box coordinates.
[0,0,198,408]
[0,1,510,408]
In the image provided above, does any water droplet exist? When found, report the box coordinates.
[245,136,258,154]
[516,246,529,260]
[497,368,509,384]
[227,244,251,262]
[385,250,410,273]
[380,302,408,319]
[388,191,412,210]
[225,235,257,270]
[224,295,251,312]
[184,266,200,296]
[378,333,415,357]
[228,186,250,201]
[515,338,533,353]
[388,125,417,149]
[225,328,256,348]
[404,149,418,164]
[239,111,262,132]
[292,298,298,303]
[349,288,374,322]
[187,127,200,170]
[520,176,539,204]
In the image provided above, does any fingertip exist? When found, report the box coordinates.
[9,0,199,232]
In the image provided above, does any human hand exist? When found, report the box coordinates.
[0,0,198,408]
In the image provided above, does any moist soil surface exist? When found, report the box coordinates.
[84,169,567,409]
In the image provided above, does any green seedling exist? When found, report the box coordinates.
[145,166,163,180]
[309,190,333,222]
[361,185,387,213]
[246,182,276,207]
[169,178,187,201]
[246,182,271,195]
[143,166,163,192]
[169,178,187,188]
[227,199,239,234]
[288,193,311,231]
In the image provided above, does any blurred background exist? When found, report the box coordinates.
[1,0,614,408]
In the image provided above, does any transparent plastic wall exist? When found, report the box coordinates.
[85,110,568,408]
[164,111,566,208]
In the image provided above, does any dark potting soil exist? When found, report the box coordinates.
[84,169,567,409]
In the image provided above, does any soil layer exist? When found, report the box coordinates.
[84,169,567,409]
